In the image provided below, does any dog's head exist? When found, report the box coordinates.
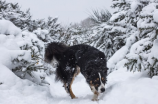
[85,57,108,94]
[86,70,107,93]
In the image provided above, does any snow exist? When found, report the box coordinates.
[137,18,156,29]
[0,33,32,69]
[104,68,158,104]
[148,39,158,65]
[150,39,158,59]
[111,26,126,33]
[130,0,140,12]
[107,46,128,70]
[0,47,31,69]
[0,20,21,36]
[140,3,157,17]
[0,64,19,87]
[110,11,127,22]
[1,62,158,104]
[137,3,158,28]
[33,28,49,40]
[153,10,158,23]
[0,64,51,104]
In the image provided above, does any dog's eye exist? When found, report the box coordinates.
[102,78,105,81]
[95,84,99,87]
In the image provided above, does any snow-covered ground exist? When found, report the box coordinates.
[1,63,158,104]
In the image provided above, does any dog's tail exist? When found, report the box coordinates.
[44,42,68,63]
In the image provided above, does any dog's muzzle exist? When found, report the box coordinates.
[101,88,105,93]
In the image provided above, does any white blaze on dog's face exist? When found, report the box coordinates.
[89,72,106,94]
[98,73,105,93]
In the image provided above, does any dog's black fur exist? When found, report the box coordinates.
[45,42,108,100]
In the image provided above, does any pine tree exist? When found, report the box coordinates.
[0,1,32,30]
[59,25,90,46]
[107,0,132,53]
[108,0,158,77]
[90,26,115,60]
[124,0,158,77]
[33,17,62,42]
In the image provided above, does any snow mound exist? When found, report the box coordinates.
[107,46,128,70]
[0,63,52,104]
[0,20,21,36]
[0,64,20,87]
[0,34,31,69]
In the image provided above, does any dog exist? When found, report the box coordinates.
[44,42,108,101]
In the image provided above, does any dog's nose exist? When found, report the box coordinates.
[101,88,105,93]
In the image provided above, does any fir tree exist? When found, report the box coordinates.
[124,0,158,77]
[108,0,158,77]
[0,1,32,30]
[11,32,50,85]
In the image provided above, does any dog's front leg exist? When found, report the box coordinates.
[63,82,77,99]
[68,84,77,99]
[92,92,99,101]
[67,75,78,99]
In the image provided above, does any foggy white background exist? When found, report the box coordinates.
[6,0,113,25]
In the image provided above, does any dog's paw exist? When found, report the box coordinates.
[73,97,78,99]
[92,98,99,101]
[71,96,78,99]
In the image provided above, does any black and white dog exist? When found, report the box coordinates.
[45,42,108,101]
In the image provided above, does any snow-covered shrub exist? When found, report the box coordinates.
[58,26,90,46]
[80,17,97,29]
[33,28,52,42]
[89,24,115,60]
[11,31,51,84]
[0,19,51,84]
[89,9,112,24]
[107,0,158,77]
[0,1,32,30]
[32,17,62,43]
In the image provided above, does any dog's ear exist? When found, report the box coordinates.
[103,69,106,73]
[103,67,108,74]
